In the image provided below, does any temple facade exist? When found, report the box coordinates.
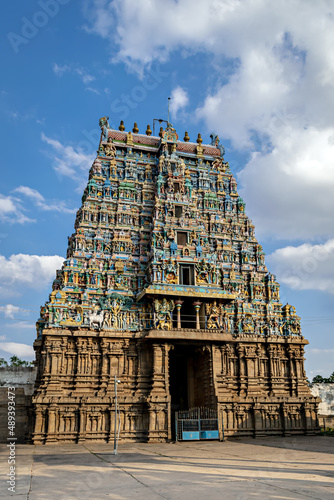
[31,117,319,444]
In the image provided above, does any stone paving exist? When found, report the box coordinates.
[1,436,333,499]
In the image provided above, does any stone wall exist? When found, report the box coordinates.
[0,367,37,443]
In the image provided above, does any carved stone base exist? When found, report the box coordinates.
[30,331,320,444]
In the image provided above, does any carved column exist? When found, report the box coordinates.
[151,344,165,393]
[78,405,87,442]
[148,343,172,442]
[193,301,202,330]
[287,346,297,396]
[32,407,45,444]
[45,405,58,443]
[267,344,275,395]
[281,402,291,436]
[175,300,183,329]
[304,402,316,435]
[253,403,265,437]
[236,344,246,395]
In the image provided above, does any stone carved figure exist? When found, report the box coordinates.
[154,298,175,330]
[206,301,221,329]
[99,116,110,141]
[89,307,104,329]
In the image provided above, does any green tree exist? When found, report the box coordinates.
[312,372,334,384]
[0,357,8,367]
[9,355,33,367]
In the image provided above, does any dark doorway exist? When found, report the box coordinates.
[169,348,189,414]
[175,205,182,218]
[179,264,194,285]
[177,231,187,246]
[169,344,216,438]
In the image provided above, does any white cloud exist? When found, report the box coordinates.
[238,125,334,240]
[41,132,95,188]
[0,193,35,224]
[267,239,334,294]
[14,186,44,204]
[86,87,101,95]
[53,63,70,76]
[13,186,77,214]
[0,304,28,319]
[170,86,189,118]
[0,254,64,297]
[0,342,34,359]
[53,63,95,85]
[4,321,35,330]
[74,67,95,84]
[84,0,334,242]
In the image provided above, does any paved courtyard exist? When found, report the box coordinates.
[1,436,333,499]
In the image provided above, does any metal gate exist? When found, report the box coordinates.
[175,407,219,441]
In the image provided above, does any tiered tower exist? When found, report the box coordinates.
[31,117,319,443]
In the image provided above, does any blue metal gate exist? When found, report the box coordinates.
[175,407,219,441]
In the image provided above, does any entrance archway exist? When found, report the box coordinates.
[169,344,216,417]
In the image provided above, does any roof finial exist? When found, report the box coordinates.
[196,133,203,145]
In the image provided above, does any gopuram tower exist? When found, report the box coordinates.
[31,117,319,443]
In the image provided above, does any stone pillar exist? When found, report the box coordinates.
[304,402,316,435]
[236,345,247,395]
[193,301,202,330]
[151,344,165,393]
[267,344,275,395]
[99,343,108,388]
[253,403,265,437]
[281,403,290,436]
[175,300,183,329]
[45,405,58,443]
[78,406,87,442]
[148,343,172,442]
[32,407,45,444]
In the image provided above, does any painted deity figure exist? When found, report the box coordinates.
[154,298,175,330]
[206,301,221,329]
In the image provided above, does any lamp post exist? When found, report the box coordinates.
[113,375,121,455]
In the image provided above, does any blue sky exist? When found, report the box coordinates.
[1,0,334,378]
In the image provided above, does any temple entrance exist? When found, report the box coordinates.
[169,344,216,439]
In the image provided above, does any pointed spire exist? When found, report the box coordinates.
[133,123,139,134]
[184,131,190,142]
[119,120,125,131]
[196,133,203,145]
